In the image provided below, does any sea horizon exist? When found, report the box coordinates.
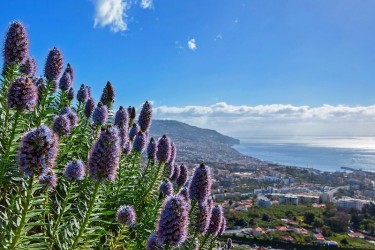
[233,135,375,173]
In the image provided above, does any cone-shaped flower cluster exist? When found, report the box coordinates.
[156,195,189,246]
[218,216,226,236]
[77,84,89,103]
[52,115,71,136]
[129,123,139,141]
[227,238,232,249]
[93,102,108,125]
[207,205,224,236]
[100,81,115,108]
[67,87,74,101]
[194,200,212,233]
[44,47,64,82]
[176,164,188,187]
[18,125,58,176]
[133,131,147,153]
[3,21,29,65]
[84,97,95,118]
[65,63,74,82]
[138,101,152,132]
[156,135,171,163]
[159,180,173,197]
[60,107,78,127]
[147,138,157,161]
[170,164,180,182]
[7,76,38,111]
[188,163,212,204]
[88,126,121,182]
[64,160,85,181]
[38,169,58,189]
[20,56,37,77]
[168,141,176,165]
[116,205,136,226]
[58,71,72,91]
[114,106,129,128]
[146,233,161,250]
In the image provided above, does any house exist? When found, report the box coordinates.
[281,235,294,242]
[348,232,365,239]
[256,196,271,207]
[275,226,288,232]
[313,234,325,242]
[246,227,265,236]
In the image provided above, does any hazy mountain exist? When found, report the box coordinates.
[150,120,259,166]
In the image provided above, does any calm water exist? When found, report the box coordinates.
[233,136,375,172]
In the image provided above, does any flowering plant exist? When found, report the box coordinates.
[0,21,230,250]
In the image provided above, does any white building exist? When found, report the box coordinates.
[256,196,271,207]
[337,197,371,210]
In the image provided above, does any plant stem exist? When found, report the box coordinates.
[53,181,73,234]
[199,234,210,250]
[141,162,164,200]
[9,174,34,250]
[71,181,101,249]
[0,110,20,188]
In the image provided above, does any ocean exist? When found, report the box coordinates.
[233,136,375,172]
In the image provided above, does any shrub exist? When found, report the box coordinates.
[0,20,225,250]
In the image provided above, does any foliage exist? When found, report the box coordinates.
[0,20,227,250]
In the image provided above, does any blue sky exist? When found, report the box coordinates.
[1,0,375,136]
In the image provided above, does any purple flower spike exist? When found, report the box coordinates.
[130,107,136,120]
[178,187,191,211]
[133,131,147,153]
[159,180,173,197]
[207,205,223,236]
[3,21,29,65]
[77,84,89,103]
[156,195,189,246]
[156,135,171,163]
[147,138,157,161]
[218,216,226,236]
[118,127,128,149]
[60,107,78,127]
[7,76,38,111]
[188,163,212,204]
[146,233,161,250]
[38,169,57,189]
[67,88,74,101]
[18,125,58,176]
[128,123,139,141]
[168,141,176,165]
[176,164,188,187]
[138,101,152,132]
[100,81,115,108]
[165,163,174,179]
[58,71,72,91]
[35,77,46,102]
[114,106,129,128]
[44,47,64,81]
[84,97,95,118]
[52,115,71,136]
[170,164,180,182]
[88,126,121,182]
[92,102,108,125]
[194,201,212,234]
[20,56,37,77]
[123,139,132,155]
[64,63,74,82]
[227,238,232,249]
[64,160,85,181]
[116,205,136,226]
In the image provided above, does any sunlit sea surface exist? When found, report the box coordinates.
[233,136,375,172]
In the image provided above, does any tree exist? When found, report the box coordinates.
[326,212,350,233]
[262,213,270,222]
[248,218,257,227]
[322,226,332,237]
[313,218,324,228]
[341,238,349,245]
[303,212,315,225]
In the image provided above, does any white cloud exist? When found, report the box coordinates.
[93,0,128,32]
[153,102,375,137]
[92,0,152,32]
[214,34,223,41]
[187,38,197,50]
[140,0,153,9]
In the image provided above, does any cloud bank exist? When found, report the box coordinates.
[93,0,153,32]
[153,102,375,137]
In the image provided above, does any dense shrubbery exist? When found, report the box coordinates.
[0,21,230,250]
